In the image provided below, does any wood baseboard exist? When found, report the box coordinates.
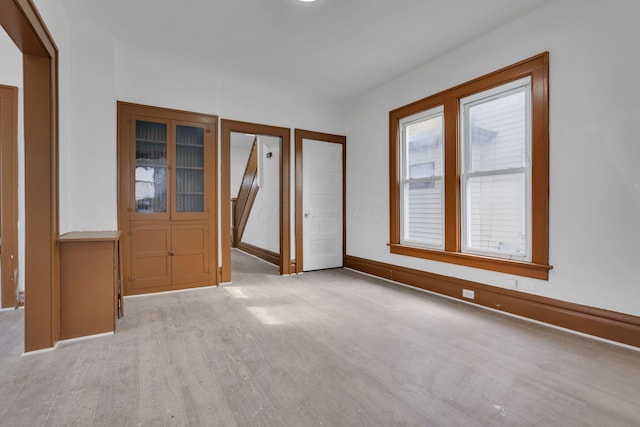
[345,255,640,348]
[236,241,279,266]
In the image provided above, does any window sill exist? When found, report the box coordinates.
[388,243,552,280]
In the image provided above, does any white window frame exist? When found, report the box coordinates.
[399,106,445,249]
[460,77,532,261]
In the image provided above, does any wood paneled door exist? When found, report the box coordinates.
[294,129,346,273]
[118,102,217,295]
[0,85,19,308]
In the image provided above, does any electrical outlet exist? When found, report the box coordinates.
[462,289,475,299]
[507,278,518,289]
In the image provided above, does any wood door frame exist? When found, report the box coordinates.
[294,129,346,273]
[0,0,59,352]
[221,119,290,282]
[0,85,19,308]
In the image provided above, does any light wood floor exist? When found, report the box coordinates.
[0,250,638,426]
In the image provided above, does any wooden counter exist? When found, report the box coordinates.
[58,231,123,340]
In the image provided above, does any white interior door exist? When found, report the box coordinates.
[302,139,343,271]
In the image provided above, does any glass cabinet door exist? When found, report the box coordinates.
[173,122,207,219]
[134,120,168,215]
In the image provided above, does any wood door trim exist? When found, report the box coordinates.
[0,85,19,308]
[294,129,346,273]
[1,0,60,352]
[220,119,291,281]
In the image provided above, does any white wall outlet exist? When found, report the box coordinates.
[507,278,518,289]
[462,289,475,299]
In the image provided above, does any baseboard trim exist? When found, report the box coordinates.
[345,255,640,348]
[236,241,279,266]
[124,284,219,298]
[0,306,23,312]
[57,331,114,346]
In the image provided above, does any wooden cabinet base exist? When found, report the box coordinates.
[58,232,122,340]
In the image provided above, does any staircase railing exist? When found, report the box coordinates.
[233,138,259,247]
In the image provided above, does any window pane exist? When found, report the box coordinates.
[404,181,443,247]
[468,89,526,173]
[466,173,526,256]
[135,120,167,213]
[176,125,205,213]
[406,114,443,178]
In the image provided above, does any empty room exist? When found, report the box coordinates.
[0,0,638,425]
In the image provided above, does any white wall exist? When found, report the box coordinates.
[30,0,639,320]
[66,22,117,232]
[242,136,281,254]
[345,0,640,316]
[3,6,347,258]
[0,27,24,292]
[115,46,347,261]
[116,46,218,117]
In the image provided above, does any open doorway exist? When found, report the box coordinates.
[0,0,59,353]
[221,120,290,282]
[231,132,280,264]
[0,26,22,360]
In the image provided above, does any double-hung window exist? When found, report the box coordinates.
[389,53,551,279]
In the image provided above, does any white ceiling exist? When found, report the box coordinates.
[61,0,550,103]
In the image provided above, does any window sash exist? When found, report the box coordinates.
[399,106,444,249]
[400,176,444,248]
[460,78,532,260]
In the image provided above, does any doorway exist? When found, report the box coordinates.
[0,0,59,352]
[221,120,290,282]
[294,129,346,272]
[230,132,281,265]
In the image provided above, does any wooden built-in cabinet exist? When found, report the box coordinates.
[118,102,217,295]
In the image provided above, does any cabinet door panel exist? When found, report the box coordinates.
[130,223,171,290]
[172,223,210,285]
[171,120,211,221]
[129,116,172,221]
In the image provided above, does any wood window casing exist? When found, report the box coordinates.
[389,53,551,280]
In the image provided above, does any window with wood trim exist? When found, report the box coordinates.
[389,53,551,280]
